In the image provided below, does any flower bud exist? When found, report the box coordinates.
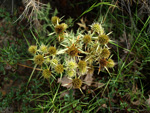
[28,45,37,54]
[34,54,44,65]
[98,35,109,45]
[72,78,82,89]
[42,69,51,79]
[51,16,60,25]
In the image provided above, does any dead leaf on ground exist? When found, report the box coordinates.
[60,91,70,98]
[4,64,12,70]
[60,90,75,98]
[58,76,72,88]
[102,104,107,108]
[83,67,94,86]
[77,17,88,31]
[92,82,105,88]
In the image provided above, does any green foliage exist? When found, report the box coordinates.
[0,43,20,65]
[0,78,42,112]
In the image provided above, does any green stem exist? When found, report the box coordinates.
[26,64,37,90]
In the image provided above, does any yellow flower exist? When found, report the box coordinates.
[107,59,115,68]
[67,61,77,70]
[42,69,51,79]
[78,60,87,75]
[55,24,65,34]
[48,46,56,55]
[100,48,110,58]
[44,58,50,64]
[55,64,64,74]
[83,34,91,44]
[91,23,104,34]
[50,58,58,68]
[34,54,44,65]
[51,16,60,25]
[61,23,68,30]
[72,78,82,89]
[66,44,79,57]
[39,44,47,54]
[66,69,75,78]
[28,45,37,54]
[98,34,109,45]
[78,60,87,70]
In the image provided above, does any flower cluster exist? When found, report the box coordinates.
[85,23,115,74]
[28,16,115,90]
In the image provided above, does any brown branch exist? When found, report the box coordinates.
[17,63,42,71]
